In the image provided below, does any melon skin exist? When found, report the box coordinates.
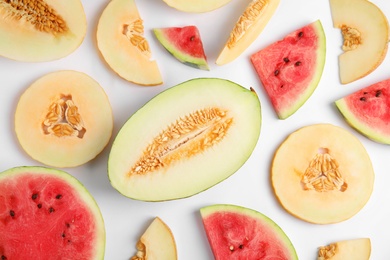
[200,204,298,260]
[0,166,105,259]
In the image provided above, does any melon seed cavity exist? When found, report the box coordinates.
[123,19,151,58]
[340,25,361,51]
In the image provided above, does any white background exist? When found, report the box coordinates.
[1,0,390,259]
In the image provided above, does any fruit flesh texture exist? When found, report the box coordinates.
[0,166,105,260]
[97,0,162,86]
[272,124,374,224]
[335,78,390,144]
[14,70,113,168]
[251,20,326,119]
[108,78,261,201]
[329,0,389,84]
[318,238,371,260]
[0,0,86,62]
[162,0,232,13]
[200,204,298,260]
[216,0,280,65]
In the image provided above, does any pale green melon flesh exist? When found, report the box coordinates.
[162,0,232,13]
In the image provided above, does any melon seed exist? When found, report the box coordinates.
[9,210,15,217]
[376,90,382,97]
[298,31,304,38]
[229,245,235,251]
[56,194,62,199]
[360,97,366,101]
[62,233,66,238]
[274,70,280,76]
[32,193,38,200]
[37,203,42,209]
[239,244,244,249]
[190,36,195,41]
[1,255,7,260]
[295,61,302,66]
[49,207,55,213]
[283,57,290,63]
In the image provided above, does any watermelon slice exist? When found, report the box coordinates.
[335,78,390,144]
[250,20,326,119]
[200,204,298,260]
[153,26,209,70]
[0,166,105,259]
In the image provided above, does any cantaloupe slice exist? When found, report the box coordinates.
[15,70,113,168]
[318,238,371,260]
[97,0,162,86]
[161,0,232,13]
[271,124,374,224]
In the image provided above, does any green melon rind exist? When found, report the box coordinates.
[153,28,210,70]
[0,166,106,259]
[335,98,390,144]
[200,204,298,259]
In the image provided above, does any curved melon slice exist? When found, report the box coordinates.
[335,78,390,144]
[216,0,280,65]
[251,20,326,119]
[153,26,209,70]
[0,0,86,62]
[318,238,371,260]
[108,78,261,201]
[97,0,162,86]
[0,166,105,259]
[329,0,389,84]
[271,124,374,224]
[200,204,298,260]
[162,0,232,13]
[131,217,177,260]
[15,70,113,168]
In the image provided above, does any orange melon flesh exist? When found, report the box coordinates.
[271,124,374,224]
[15,70,113,168]
[97,0,162,86]
[0,0,86,62]
[162,0,232,13]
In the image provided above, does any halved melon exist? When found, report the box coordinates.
[15,70,113,168]
[108,78,261,201]
[97,0,162,86]
[0,0,86,62]
[162,0,232,13]
[271,124,374,224]
[329,0,389,84]
[216,0,280,65]
[318,238,371,260]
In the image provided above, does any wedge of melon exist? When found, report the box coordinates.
[216,0,280,65]
[97,0,162,86]
[162,0,232,13]
[318,238,371,260]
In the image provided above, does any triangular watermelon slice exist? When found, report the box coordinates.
[251,20,326,119]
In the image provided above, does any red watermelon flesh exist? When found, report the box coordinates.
[335,78,390,144]
[200,204,297,260]
[251,20,326,119]
[0,166,105,259]
[153,26,209,70]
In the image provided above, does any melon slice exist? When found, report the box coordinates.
[0,166,105,259]
[131,217,177,260]
[200,204,298,260]
[251,20,326,119]
[97,0,162,86]
[14,70,113,168]
[271,124,374,224]
[318,238,371,260]
[162,0,232,13]
[108,78,261,201]
[153,26,209,70]
[0,0,87,62]
[329,0,389,84]
[216,0,280,65]
[335,78,390,144]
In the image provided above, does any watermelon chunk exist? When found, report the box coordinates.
[251,20,326,119]
[335,78,390,144]
[200,204,298,260]
[0,166,105,259]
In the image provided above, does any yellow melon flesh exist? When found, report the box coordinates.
[14,70,113,168]
[97,0,162,86]
[271,124,374,224]
[0,0,86,62]
[329,0,389,84]
[318,238,371,260]
[162,0,232,13]
[216,0,280,65]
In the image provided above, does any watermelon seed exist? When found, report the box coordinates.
[283,57,289,63]
[49,207,55,213]
[9,210,15,217]
[229,245,234,251]
[62,233,66,238]
[31,193,38,200]
[190,36,195,41]
[56,194,62,199]
[66,222,70,228]
[280,85,284,88]
[298,31,304,38]
[1,255,7,260]
[239,244,244,249]
[376,90,382,97]
[360,97,366,101]
[37,203,42,209]
[274,70,280,76]
[295,61,302,66]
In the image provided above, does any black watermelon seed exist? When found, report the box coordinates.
[190,36,195,41]
[49,207,55,213]
[360,97,366,101]
[298,31,304,38]
[376,90,382,97]
[280,85,284,88]
[37,203,42,209]
[283,57,289,63]
[274,70,280,76]
[32,193,38,200]
[62,233,66,238]
[1,255,7,260]
[9,210,15,217]
[56,194,62,199]
[239,244,244,249]
[295,61,302,66]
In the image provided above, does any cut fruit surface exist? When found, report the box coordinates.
[329,0,389,84]
[0,0,87,62]
[108,78,261,201]
[318,238,371,260]
[161,0,232,13]
[251,20,326,119]
[335,78,390,144]
[271,124,374,224]
[15,70,113,168]
[216,0,280,65]
[200,204,298,260]
[97,0,162,86]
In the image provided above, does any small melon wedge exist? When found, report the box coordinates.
[216,0,280,65]
[329,0,389,84]
[97,0,162,86]
[162,0,232,13]
[318,238,371,260]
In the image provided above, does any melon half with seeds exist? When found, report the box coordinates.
[0,0,87,62]
[108,78,261,201]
